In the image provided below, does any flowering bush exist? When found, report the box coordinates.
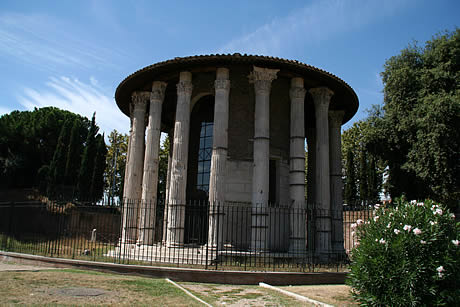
[348,198,459,306]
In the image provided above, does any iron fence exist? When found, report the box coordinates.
[0,199,374,272]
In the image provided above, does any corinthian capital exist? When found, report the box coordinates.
[131,91,150,110]
[151,81,167,101]
[176,81,193,96]
[328,110,345,128]
[249,66,279,94]
[214,79,230,91]
[309,87,334,109]
[290,87,306,100]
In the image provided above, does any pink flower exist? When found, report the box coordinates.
[387,223,391,229]
[374,204,381,209]
[416,202,424,207]
[434,208,443,215]
[351,223,357,229]
[410,200,417,204]
[413,228,422,235]
[420,240,427,244]
[403,225,412,232]
[394,229,400,235]
[356,219,364,225]
[379,238,386,244]
[452,240,459,246]
[373,216,379,222]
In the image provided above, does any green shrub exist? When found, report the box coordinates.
[347,198,459,306]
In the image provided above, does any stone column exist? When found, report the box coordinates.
[208,68,230,249]
[309,87,334,260]
[166,72,193,247]
[289,77,307,253]
[306,128,316,205]
[329,110,345,254]
[249,66,278,251]
[305,127,316,252]
[137,81,167,245]
[121,91,149,243]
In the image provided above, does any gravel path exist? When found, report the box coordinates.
[0,261,57,272]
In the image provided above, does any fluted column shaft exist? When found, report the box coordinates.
[166,72,193,247]
[137,81,167,245]
[121,91,148,243]
[310,87,334,259]
[289,77,307,253]
[249,66,278,251]
[306,128,316,205]
[329,110,345,253]
[208,68,230,248]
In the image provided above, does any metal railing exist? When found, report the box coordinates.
[0,199,374,272]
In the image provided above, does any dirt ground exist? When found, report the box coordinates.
[180,282,313,306]
[282,284,359,306]
[0,265,200,306]
[0,261,359,306]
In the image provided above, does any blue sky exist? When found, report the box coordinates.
[0,0,458,135]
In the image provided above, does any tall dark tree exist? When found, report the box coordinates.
[344,149,358,205]
[77,112,98,200]
[158,136,170,204]
[90,134,107,200]
[342,119,384,205]
[104,130,128,204]
[48,119,72,196]
[64,119,83,186]
[359,150,368,203]
[367,155,379,204]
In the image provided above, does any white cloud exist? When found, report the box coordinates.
[0,106,12,116]
[0,12,124,73]
[18,76,129,136]
[219,0,410,56]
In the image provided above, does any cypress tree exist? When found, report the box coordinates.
[64,119,82,186]
[359,149,368,204]
[344,149,358,205]
[48,119,71,197]
[77,113,98,200]
[367,154,379,204]
[90,134,107,200]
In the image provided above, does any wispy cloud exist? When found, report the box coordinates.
[18,76,129,135]
[0,106,12,116]
[219,0,409,56]
[0,12,124,73]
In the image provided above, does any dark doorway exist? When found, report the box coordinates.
[185,95,214,244]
